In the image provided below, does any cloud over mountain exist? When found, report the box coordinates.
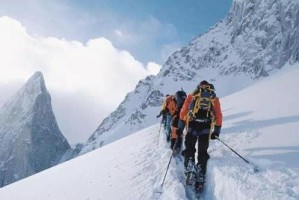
[0,16,161,144]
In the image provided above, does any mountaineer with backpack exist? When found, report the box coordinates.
[180,80,222,193]
[169,90,187,154]
[157,94,173,142]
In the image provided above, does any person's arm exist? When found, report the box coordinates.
[211,97,222,139]
[179,94,192,122]
[213,97,222,126]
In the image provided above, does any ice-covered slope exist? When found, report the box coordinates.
[0,72,70,187]
[81,0,299,154]
[0,64,298,200]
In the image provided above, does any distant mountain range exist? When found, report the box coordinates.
[80,0,299,154]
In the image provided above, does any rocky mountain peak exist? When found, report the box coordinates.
[80,0,299,154]
[0,72,70,187]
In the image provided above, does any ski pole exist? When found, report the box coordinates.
[215,136,259,172]
[160,138,179,188]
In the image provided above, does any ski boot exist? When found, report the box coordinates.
[194,181,204,193]
[194,164,205,193]
[185,158,196,185]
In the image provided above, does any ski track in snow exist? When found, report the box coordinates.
[146,126,187,200]
[205,132,299,200]
[137,124,299,200]
[151,126,299,200]
[0,123,298,200]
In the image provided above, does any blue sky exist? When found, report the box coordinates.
[0,1,232,143]
[0,0,232,64]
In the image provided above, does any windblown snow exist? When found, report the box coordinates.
[0,64,298,200]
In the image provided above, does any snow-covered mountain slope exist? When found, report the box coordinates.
[1,64,298,200]
[80,0,299,154]
[208,63,299,199]
[0,72,71,187]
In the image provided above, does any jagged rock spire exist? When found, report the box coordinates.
[0,71,70,187]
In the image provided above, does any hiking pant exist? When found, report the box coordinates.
[170,117,185,149]
[165,114,172,140]
[184,121,211,175]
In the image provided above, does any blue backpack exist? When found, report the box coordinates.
[189,84,216,122]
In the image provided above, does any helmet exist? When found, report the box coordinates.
[199,80,209,85]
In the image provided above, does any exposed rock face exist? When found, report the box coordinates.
[0,72,70,187]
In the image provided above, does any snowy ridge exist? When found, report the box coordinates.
[81,0,299,154]
[0,64,298,199]
[84,75,158,149]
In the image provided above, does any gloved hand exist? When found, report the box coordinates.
[211,125,221,140]
[156,113,161,118]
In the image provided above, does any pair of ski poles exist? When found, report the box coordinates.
[159,132,259,189]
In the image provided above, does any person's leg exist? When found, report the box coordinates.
[161,114,166,128]
[184,129,198,185]
[184,131,197,168]
[176,120,185,149]
[197,134,210,176]
[170,127,178,149]
[165,114,172,142]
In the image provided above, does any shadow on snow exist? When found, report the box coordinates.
[222,115,299,134]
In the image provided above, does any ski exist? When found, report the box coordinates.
[184,160,205,200]
[185,183,204,200]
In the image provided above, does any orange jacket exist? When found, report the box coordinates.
[167,97,177,116]
[180,94,222,126]
[162,95,172,110]
[180,94,192,121]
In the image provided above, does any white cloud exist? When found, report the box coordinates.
[0,16,157,144]
[146,62,161,75]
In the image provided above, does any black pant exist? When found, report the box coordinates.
[184,132,210,175]
[171,136,183,149]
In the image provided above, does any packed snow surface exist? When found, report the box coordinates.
[0,65,298,199]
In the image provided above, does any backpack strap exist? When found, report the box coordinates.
[209,97,215,119]
[191,93,201,118]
